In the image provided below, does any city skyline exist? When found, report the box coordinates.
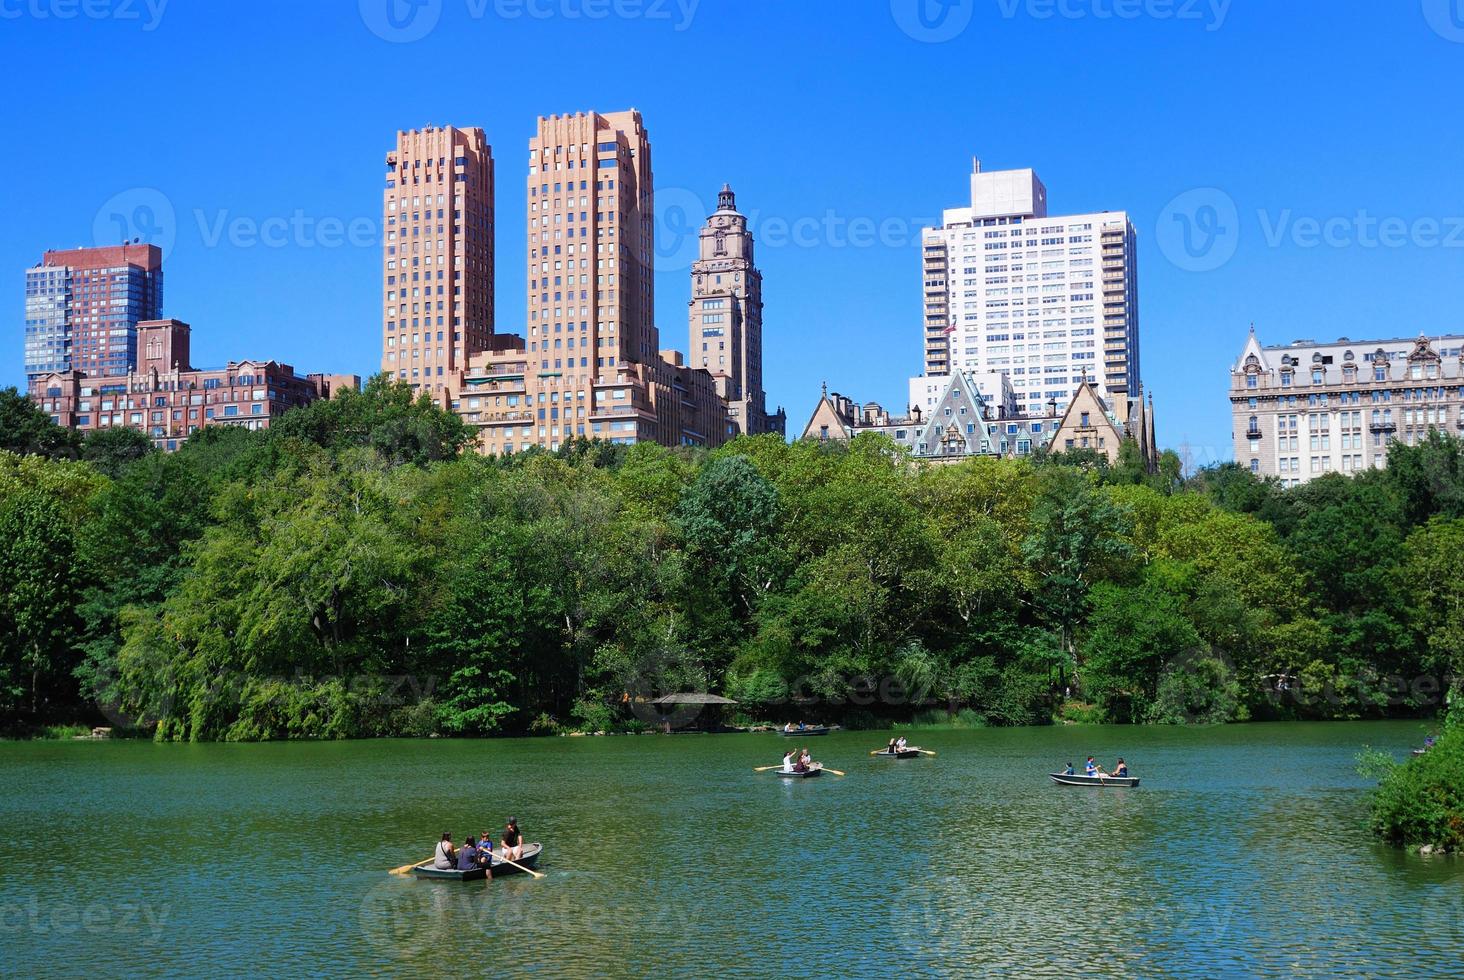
[5,3,1464,464]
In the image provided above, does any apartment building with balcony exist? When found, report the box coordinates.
[1230,328,1464,486]
[915,160,1139,419]
[439,110,732,453]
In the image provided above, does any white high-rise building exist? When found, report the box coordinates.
[913,160,1139,418]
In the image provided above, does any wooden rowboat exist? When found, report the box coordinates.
[409,843,543,881]
[771,767,823,778]
[1049,772,1140,788]
[780,727,830,737]
[871,749,922,759]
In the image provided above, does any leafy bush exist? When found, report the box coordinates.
[1366,726,1464,852]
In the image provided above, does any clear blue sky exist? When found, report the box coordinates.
[6,0,1464,463]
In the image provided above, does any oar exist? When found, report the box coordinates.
[754,764,788,772]
[817,766,846,776]
[916,749,936,756]
[389,858,432,875]
[491,850,545,879]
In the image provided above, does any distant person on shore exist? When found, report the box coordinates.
[1112,758,1129,778]
[457,836,480,871]
[502,818,523,862]
[433,832,456,870]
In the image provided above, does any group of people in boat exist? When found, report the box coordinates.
[1061,756,1129,778]
[885,736,911,754]
[781,747,821,773]
[431,817,524,874]
[782,721,818,732]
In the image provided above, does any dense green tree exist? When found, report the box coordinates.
[0,386,80,460]
[1021,467,1135,690]
[80,427,155,478]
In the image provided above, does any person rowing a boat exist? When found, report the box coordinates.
[895,736,909,752]
[432,832,456,870]
[502,818,524,862]
[1084,757,1106,777]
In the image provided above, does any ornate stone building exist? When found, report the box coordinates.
[688,185,785,436]
[1230,329,1464,486]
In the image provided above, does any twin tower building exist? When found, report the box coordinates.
[381,111,785,455]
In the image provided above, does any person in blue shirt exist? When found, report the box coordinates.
[456,836,480,871]
[1062,763,1075,775]
[1085,757,1101,777]
[477,832,495,876]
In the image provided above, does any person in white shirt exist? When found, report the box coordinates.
[432,832,456,870]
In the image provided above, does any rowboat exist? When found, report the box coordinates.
[1049,772,1140,788]
[409,843,543,881]
[780,727,830,737]
[872,749,922,759]
[771,767,823,778]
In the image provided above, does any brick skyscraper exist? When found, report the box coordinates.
[24,243,163,380]
[380,125,494,402]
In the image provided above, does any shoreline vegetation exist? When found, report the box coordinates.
[2,378,1462,752]
[1362,707,1463,855]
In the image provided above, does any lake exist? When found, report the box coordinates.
[0,722,1458,978]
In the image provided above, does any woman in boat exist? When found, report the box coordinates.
[1112,758,1128,778]
[502,818,524,862]
[887,737,898,753]
[432,832,456,870]
[457,836,480,871]
[895,736,908,752]
[793,749,808,773]
[1062,762,1075,775]
[799,748,814,770]
[782,750,796,773]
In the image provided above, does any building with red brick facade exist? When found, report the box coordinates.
[28,318,354,451]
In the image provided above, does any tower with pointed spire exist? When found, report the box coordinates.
[688,184,786,436]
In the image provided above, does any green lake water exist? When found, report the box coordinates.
[0,721,1458,978]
